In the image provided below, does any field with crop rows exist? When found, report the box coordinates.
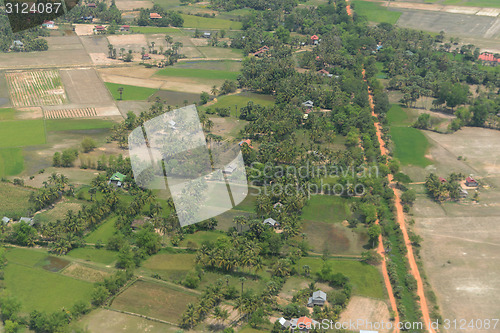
[5,70,67,107]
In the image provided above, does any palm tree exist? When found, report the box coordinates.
[239,277,246,295]
[211,85,219,96]
[303,264,310,277]
[206,119,214,132]
[117,87,124,100]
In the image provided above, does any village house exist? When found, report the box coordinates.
[263,217,279,228]
[311,35,319,45]
[42,20,55,29]
[252,45,269,57]
[87,2,96,8]
[317,69,333,77]
[307,290,327,307]
[203,32,211,38]
[460,188,468,198]
[11,40,24,50]
[20,217,34,226]
[290,316,319,332]
[94,25,106,34]
[142,53,151,60]
[109,172,126,187]
[438,177,447,183]
[273,202,283,211]
[2,217,10,225]
[120,25,130,32]
[238,139,253,148]
[478,52,500,65]
[278,317,291,328]
[302,100,314,109]
[150,12,162,19]
[131,217,151,231]
[466,176,478,187]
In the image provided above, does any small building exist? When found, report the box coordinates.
[168,119,176,129]
[290,316,319,332]
[317,69,333,77]
[302,100,314,108]
[238,139,253,148]
[94,25,106,33]
[278,317,291,328]
[82,15,93,21]
[150,12,162,19]
[142,53,151,60]
[478,52,500,64]
[307,290,327,307]
[203,32,211,38]
[42,20,55,28]
[310,35,319,45]
[2,217,10,224]
[11,40,24,49]
[223,164,237,175]
[120,25,130,31]
[460,189,468,198]
[263,217,279,228]
[466,176,478,187]
[109,172,126,187]
[252,45,269,57]
[438,177,447,183]
[20,217,34,226]
[87,3,96,7]
[273,202,283,211]
[131,217,151,230]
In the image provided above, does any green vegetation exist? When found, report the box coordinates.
[141,252,196,280]
[199,93,275,117]
[0,183,32,217]
[156,67,240,81]
[4,248,94,313]
[390,126,431,167]
[105,82,159,101]
[66,247,117,265]
[0,108,16,120]
[352,1,402,24]
[130,26,181,34]
[45,119,115,132]
[0,119,46,148]
[301,195,353,223]
[180,14,243,30]
[85,216,118,244]
[0,148,24,177]
[443,0,500,7]
[386,104,409,126]
[298,258,386,299]
[179,230,228,247]
[111,280,198,324]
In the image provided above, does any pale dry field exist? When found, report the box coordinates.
[410,128,500,333]
[339,296,391,333]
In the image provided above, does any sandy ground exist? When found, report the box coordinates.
[74,24,95,36]
[410,128,500,333]
[115,0,153,11]
[60,68,114,105]
[339,296,391,333]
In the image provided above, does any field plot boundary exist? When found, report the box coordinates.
[44,107,97,119]
[5,70,67,107]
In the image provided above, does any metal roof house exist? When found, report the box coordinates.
[20,217,34,226]
[109,172,126,187]
[307,290,327,306]
[2,217,10,224]
[302,100,314,108]
[263,217,279,227]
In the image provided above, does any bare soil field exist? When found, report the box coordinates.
[410,127,500,332]
[339,296,391,333]
[0,37,91,69]
[115,0,154,11]
[107,34,149,53]
[59,68,113,105]
[61,263,111,282]
[77,309,180,332]
[396,10,500,52]
[5,70,67,107]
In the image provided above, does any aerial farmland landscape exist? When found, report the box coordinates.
[0,0,499,332]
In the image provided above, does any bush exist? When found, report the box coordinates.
[81,137,97,153]
[182,272,200,289]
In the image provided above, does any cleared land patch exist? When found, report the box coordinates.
[339,296,391,333]
[110,279,198,324]
[155,67,239,80]
[5,70,67,107]
[85,216,118,244]
[105,82,159,100]
[180,14,243,29]
[59,68,113,105]
[141,252,196,280]
[67,247,117,265]
[62,262,112,282]
[352,1,402,24]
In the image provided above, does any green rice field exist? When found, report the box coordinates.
[0,119,46,148]
[180,14,243,30]
[352,1,402,24]
[105,82,159,101]
[155,67,240,81]
[46,119,115,132]
[66,247,117,265]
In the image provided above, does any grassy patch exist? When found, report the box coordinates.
[0,108,16,120]
[0,148,24,178]
[386,104,409,126]
[302,195,353,223]
[303,220,368,255]
[110,279,198,324]
[66,247,117,265]
[352,1,402,24]
[4,262,93,313]
[179,230,228,248]
[105,82,158,101]
[141,252,196,280]
[130,26,182,34]
[375,62,387,79]
[37,202,82,223]
[390,127,431,167]
[199,93,275,117]
[85,216,118,244]
[175,60,242,71]
[180,14,243,30]
[297,258,386,299]
[45,119,115,132]
[5,247,48,267]
[0,119,46,148]
[156,67,239,80]
[0,183,33,217]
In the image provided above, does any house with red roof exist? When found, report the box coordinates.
[317,69,333,77]
[120,25,130,31]
[150,12,162,19]
[252,45,269,57]
[438,177,447,183]
[87,2,96,7]
[478,52,500,64]
[290,316,319,331]
[238,139,253,148]
[310,35,320,45]
[466,176,478,187]
[94,25,106,33]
